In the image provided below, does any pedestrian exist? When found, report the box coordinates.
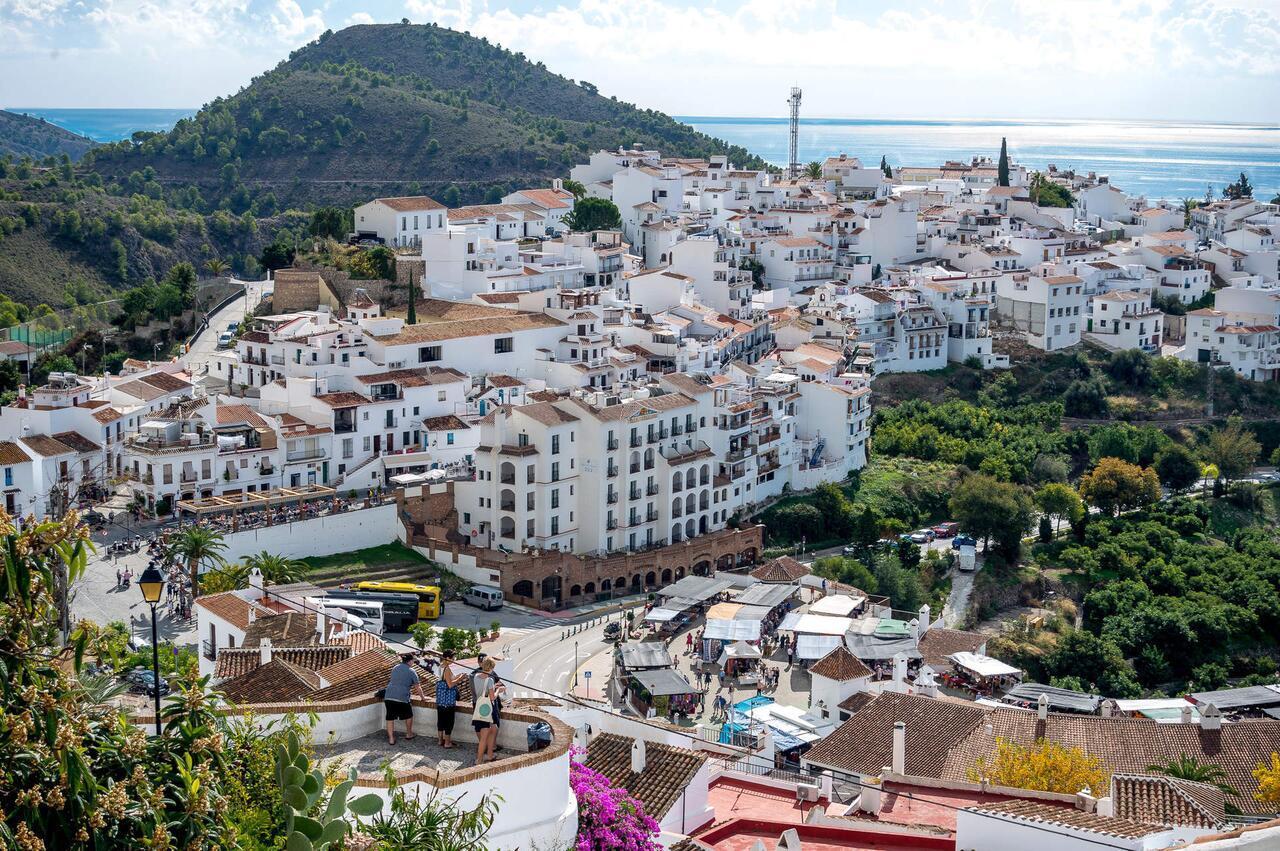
[115,568,121,589]
[686,632,693,653]
[383,653,427,745]
[470,658,499,764]
[435,650,460,749]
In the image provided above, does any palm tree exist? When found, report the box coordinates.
[804,161,823,181]
[242,550,307,585]
[174,526,227,598]
[1180,198,1198,228]
[204,257,229,278]
[1147,754,1240,797]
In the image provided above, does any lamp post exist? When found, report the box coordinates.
[574,640,579,689]
[138,564,165,736]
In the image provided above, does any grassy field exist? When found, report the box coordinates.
[301,542,428,572]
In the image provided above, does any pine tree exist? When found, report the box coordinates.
[406,270,418,325]
[880,155,892,179]
[998,137,1010,187]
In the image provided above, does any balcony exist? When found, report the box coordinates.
[629,436,643,448]
[630,463,641,475]
[646,509,659,522]
[646,483,659,496]
[629,487,641,500]
[180,472,198,483]
[202,639,217,661]
[607,492,619,505]
[334,420,357,435]
[607,464,619,477]
[125,433,216,455]
[607,439,619,451]
[286,449,326,463]
[607,520,618,531]
[643,459,655,471]
[725,445,755,463]
[270,354,285,365]
[499,500,516,512]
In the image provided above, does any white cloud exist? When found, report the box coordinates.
[269,0,324,41]
[345,10,374,25]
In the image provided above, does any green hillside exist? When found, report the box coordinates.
[86,22,768,209]
[0,110,96,161]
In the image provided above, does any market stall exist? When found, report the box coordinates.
[943,651,1022,697]
[624,668,699,720]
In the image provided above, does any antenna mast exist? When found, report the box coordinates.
[787,86,802,179]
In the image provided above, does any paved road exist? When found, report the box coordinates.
[509,617,612,699]
[185,278,269,386]
[942,565,976,628]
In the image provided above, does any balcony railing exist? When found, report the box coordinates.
[499,500,516,512]
[607,464,619,477]
[646,483,659,496]
[286,449,326,463]
[630,436,643,448]
[607,493,618,504]
[607,439,619,451]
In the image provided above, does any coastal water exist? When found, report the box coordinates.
[6,108,195,143]
[680,117,1280,203]
[10,108,1277,203]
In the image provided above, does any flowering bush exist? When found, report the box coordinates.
[570,749,661,851]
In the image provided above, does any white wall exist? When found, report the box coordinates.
[218,502,399,562]
[954,808,1194,851]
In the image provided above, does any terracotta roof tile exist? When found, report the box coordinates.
[0,441,30,465]
[750,556,810,583]
[242,611,320,647]
[968,799,1157,839]
[373,195,445,212]
[213,645,351,679]
[918,628,987,669]
[810,646,872,682]
[51,431,100,454]
[584,733,707,820]
[18,435,75,457]
[1111,774,1229,830]
[220,659,322,704]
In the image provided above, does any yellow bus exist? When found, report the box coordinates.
[353,581,443,620]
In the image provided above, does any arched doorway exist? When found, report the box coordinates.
[716,554,735,571]
[661,568,672,583]
[570,584,582,598]
[513,579,534,599]
[738,547,758,565]
[585,581,596,595]
[644,571,657,587]
[541,575,562,606]
[630,574,643,590]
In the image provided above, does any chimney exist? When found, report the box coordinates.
[859,776,883,813]
[918,604,931,637]
[1101,701,1112,718]
[892,721,906,776]
[819,770,833,802]
[553,178,564,191]
[1199,703,1222,731]
[630,738,646,774]
[777,829,801,850]
[1181,704,1193,724]
[1097,796,1114,817]
[1037,693,1049,720]
[317,611,327,644]
[892,652,908,688]
[247,567,265,600]
[1076,786,1097,814]
[574,725,590,753]
[260,638,273,666]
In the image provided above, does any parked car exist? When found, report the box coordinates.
[226,321,239,333]
[952,534,977,550]
[603,621,623,641]
[216,332,233,348]
[933,522,959,539]
[125,668,170,697]
[910,529,935,544]
[841,544,860,556]
[462,585,504,610]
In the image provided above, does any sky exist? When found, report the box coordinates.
[1,0,1278,123]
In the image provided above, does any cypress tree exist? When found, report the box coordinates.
[880,155,892,179]
[406,270,418,325]
[998,137,1010,187]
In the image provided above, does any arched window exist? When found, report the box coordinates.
[585,581,596,594]
[700,464,711,485]
[661,568,672,583]
[500,488,515,512]
[499,517,515,539]
[513,579,534,598]
[699,515,708,534]
[630,574,642,589]
[645,571,656,587]
[671,524,683,542]
[672,471,683,492]
[671,498,683,518]
[570,584,582,598]
[601,579,612,592]
[685,493,696,515]
[500,461,515,484]
[685,519,696,539]
[699,491,709,511]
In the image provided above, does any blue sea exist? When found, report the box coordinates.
[5,108,195,143]
[680,117,1280,203]
[10,109,1278,203]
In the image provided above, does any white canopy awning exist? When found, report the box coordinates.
[705,618,763,641]
[808,594,865,617]
[796,634,844,660]
[949,651,1021,679]
[781,613,853,636]
[644,607,684,623]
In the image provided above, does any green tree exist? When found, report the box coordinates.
[1078,457,1160,516]
[564,196,622,232]
[1063,374,1109,417]
[441,184,461,207]
[174,526,227,597]
[1147,755,1240,798]
[242,550,307,584]
[562,178,587,199]
[1223,172,1253,200]
[1204,416,1260,486]
[1028,171,1074,208]
[880,155,892,179]
[204,257,230,278]
[409,622,437,651]
[949,473,1033,560]
[1154,443,1200,493]
[260,238,296,271]
[1180,197,1198,228]
[804,161,822,180]
[309,206,349,239]
[997,137,1010,187]
[1035,483,1083,533]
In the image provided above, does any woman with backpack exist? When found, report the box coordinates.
[435,649,460,749]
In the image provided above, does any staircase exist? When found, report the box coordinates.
[306,560,441,589]
[333,452,381,491]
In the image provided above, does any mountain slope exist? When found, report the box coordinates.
[0,110,97,161]
[86,23,767,209]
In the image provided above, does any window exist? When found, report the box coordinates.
[2,468,10,487]
[551,434,560,455]
[494,337,514,354]
[437,390,447,402]
[551,488,560,509]
[551,516,560,535]
[551,461,560,482]
[419,346,442,363]
[343,438,353,459]
[446,433,454,445]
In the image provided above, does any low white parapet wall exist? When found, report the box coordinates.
[217,502,400,563]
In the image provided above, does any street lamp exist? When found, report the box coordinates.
[137,564,165,736]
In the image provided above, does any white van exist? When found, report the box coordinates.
[463,585,504,611]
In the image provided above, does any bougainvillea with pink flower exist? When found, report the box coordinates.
[569,749,661,851]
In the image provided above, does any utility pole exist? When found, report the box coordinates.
[787,87,803,180]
